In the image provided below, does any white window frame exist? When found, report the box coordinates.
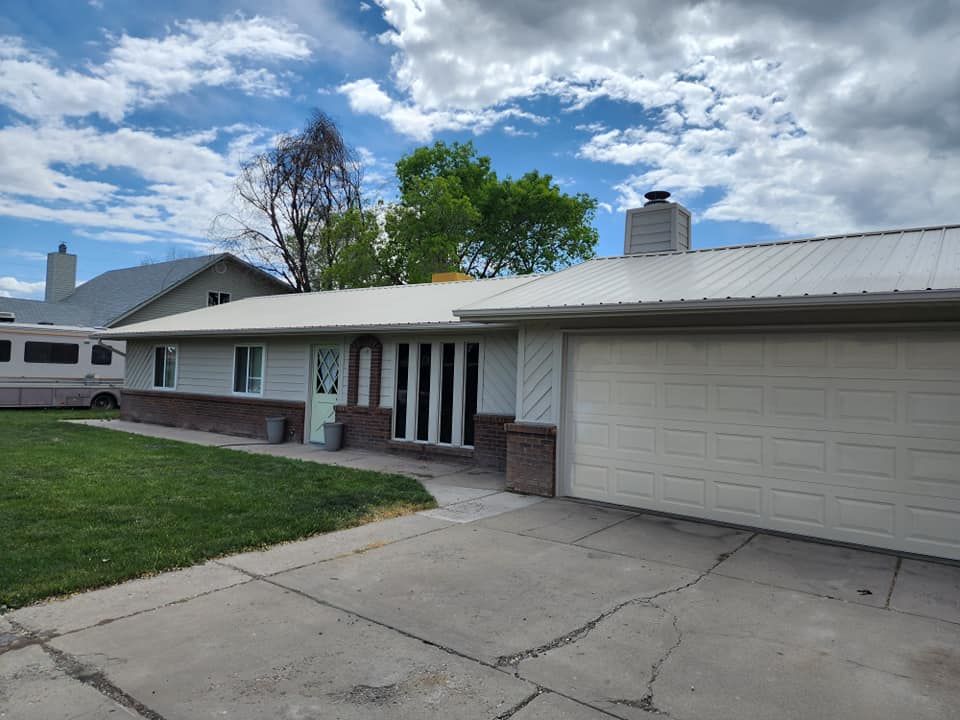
[152,344,178,390]
[392,338,482,447]
[232,344,266,396]
[207,290,231,307]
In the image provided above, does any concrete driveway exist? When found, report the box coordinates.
[3,498,960,720]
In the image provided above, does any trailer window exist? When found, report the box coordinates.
[0,340,10,362]
[24,341,79,364]
[91,345,113,365]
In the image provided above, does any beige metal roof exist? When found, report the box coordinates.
[100,275,538,338]
[456,225,960,320]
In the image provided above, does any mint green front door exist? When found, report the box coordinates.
[310,345,340,443]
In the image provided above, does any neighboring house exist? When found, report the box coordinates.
[100,196,960,560]
[0,245,290,329]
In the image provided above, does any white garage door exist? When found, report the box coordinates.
[564,330,960,559]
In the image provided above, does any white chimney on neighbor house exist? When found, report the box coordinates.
[623,190,691,254]
[45,243,77,302]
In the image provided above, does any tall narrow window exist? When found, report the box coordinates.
[0,340,10,363]
[438,343,456,443]
[394,344,410,438]
[416,343,432,441]
[153,346,177,389]
[233,346,264,394]
[462,342,479,446]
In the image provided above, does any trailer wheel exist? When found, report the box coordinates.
[91,393,117,410]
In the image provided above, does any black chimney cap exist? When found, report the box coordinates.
[58,242,67,253]
[643,190,671,206]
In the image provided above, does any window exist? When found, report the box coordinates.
[233,346,264,394]
[416,343,432,441]
[91,345,113,365]
[462,343,480,446]
[0,340,10,363]
[24,341,79,364]
[153,346,177,389]
[208,291,231,306]
[439,343,456,444]
[394,344,410,438]
[394,340,482,447]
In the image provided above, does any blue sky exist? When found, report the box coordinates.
[1,0,957,298]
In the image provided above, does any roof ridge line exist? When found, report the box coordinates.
[589,223,960,261]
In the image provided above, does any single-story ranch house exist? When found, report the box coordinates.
[101,195,960,560]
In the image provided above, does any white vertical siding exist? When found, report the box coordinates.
[517,326,562,424]
[357,346,372,406]
[380,338,395,408]
[479,331,518,415]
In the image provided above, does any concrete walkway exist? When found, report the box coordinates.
[66,418,544,522]
[2,421,959,719]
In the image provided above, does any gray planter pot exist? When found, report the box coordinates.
[323,422,344,451]
[265,416,287,444]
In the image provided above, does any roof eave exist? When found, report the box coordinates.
[97,320,517,340]
[454,290,960,322]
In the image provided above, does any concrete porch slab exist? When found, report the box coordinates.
[889,560,960,624]
[67,419,502,485]
[714,534,898,607]
[273,524,697,664]
[575,512,753,572]
[49,580,536,720]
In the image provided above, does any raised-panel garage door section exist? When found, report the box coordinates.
[564,331,960,559]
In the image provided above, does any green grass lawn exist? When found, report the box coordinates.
[0,410,436,609]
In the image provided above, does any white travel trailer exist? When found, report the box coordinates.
[0,320,125,409]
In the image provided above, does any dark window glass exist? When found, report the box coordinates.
[154,346,165,386]
[462,342,479,446]
[0,340,10,363]
[439,343,455,443]
[154,346,177,388]
[91,345,112,365]
[394,344,409,438]
[208,291,231,306]
[416,343,432,441]
[24,341,79,364]
[233,347,249,392]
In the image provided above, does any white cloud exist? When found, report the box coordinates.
[503,125,537,138]
[3,249,47,262]
[363,0,960,234]
[0,276,44,298]
[338,78,544,141]
[0,17,312,122]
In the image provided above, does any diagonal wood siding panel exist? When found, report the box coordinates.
[520,328,559,423]
[480,332,518,415]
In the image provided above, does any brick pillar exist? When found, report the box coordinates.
[505,422,557,497]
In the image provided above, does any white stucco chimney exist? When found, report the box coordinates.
[623,191,691,254]
[45,243,77,302]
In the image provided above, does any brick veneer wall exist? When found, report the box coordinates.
[121,390,305,442]
[505,422,557,496]
[334,404,392,450]
[473,413,514,470]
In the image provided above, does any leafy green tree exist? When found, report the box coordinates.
[384,141,598,283]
